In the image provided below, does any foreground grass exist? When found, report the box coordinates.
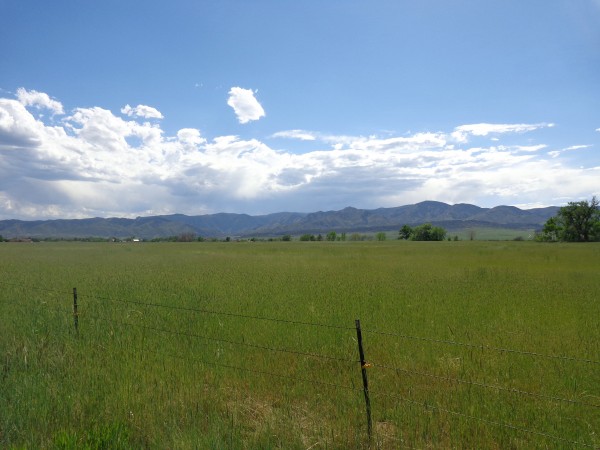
[1,241,598,448]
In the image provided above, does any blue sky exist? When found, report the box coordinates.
[1,0,599,220]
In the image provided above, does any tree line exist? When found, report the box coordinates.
[398,223,448,241]
[9,197,596,244]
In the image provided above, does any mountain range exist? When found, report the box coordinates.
[0,201,559,240]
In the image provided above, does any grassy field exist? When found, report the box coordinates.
[1,241,599,449]
[452,227,536,241]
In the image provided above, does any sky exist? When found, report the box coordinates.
[1,0,599,220]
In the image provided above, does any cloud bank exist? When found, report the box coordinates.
[0,88,598,220]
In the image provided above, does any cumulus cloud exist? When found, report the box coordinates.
[1,89,599,220]
[16,88,64,115]
[121,104,164,119]
[177,128,205,146]
[227,87,265,124]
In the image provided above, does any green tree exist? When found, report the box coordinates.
[541,197,600,242]
[411,223,447,241]
[281,234,292,241]
[399,224,413,240]
[376,232,387,241]
[539,216,560,242]
[326,231,337,241]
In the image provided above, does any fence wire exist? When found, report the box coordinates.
[3,282,598,449]
[362,327,600,365]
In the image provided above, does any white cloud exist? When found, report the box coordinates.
[503,144,547,153]
[16,88,64,115]
[227,87,265,124]
[121,104,164,119]
[272,130,317,141]
[548,144,591,158]
[452,122,554,143]
[272,130,447,151]
[563,144,591,151]
[177,128,205,146]
[1,90,599,220]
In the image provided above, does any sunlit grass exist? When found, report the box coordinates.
[1,241,599,448]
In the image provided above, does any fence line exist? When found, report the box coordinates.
[370,361,600,408]
[369,390,597,449]
[362,327,600,365]
[135,332,597,449]
[83,311,357,365]
[140,345,359,393]
[8,291,599,407]
[1,278,597,365]
[127,335,595,449]
[16,297,598,411]
[0,279,74,297]
[3,283,598,448]
[78,292,356,331]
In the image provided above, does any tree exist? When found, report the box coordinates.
[326,231,337,241]
[540,216,560,242]
[411,223,447,241]
[399,224,413,240]
[467,228,476,241]
[376,232,387,241]
[541,197,600,242]
[178,232,196,242]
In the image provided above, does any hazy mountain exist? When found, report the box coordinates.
[0,201,559,239]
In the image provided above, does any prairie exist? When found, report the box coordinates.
[1,241,598,449]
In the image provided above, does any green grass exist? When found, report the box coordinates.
[1,241,599,449]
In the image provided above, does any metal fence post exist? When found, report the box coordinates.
[355,318,372,440]
[73,287,78,336]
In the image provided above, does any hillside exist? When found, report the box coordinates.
[0,201,559,239]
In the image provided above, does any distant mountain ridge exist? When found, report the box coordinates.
[0,201,559,239]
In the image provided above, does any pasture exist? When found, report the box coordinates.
[1,240,598,449]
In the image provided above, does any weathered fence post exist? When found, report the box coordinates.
[73,287,78,336]
[355,319,372,441]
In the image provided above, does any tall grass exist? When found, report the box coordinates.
[1,241,598,448]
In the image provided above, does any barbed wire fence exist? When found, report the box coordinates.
[1,280,598,448]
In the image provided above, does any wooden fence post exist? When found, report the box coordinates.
[73,287,78,336]
[355,319,372,441]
